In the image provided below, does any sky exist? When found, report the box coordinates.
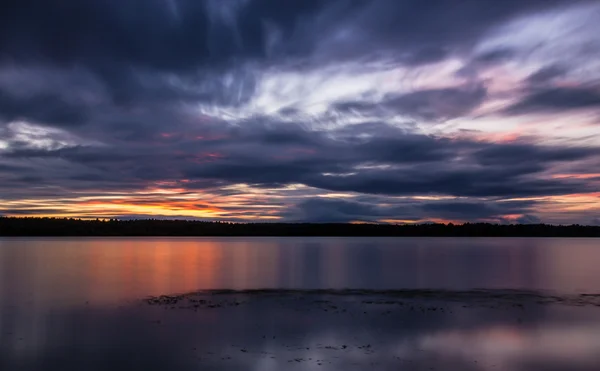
[1,0,600,224]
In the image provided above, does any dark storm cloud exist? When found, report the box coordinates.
[284,197,539,223]
[517,214,542,224]
[0,0,591,130]
[384,83,488,121]
[0,0,341,70]
[3,118,597,201]
[333,84,488,121]
[420,200,537,220]
[526,65,568,86]
[455,47,517,79]
[0,0,589,71]
[285,198,384,223]
[399,47,451,66]
[505,87,600,115]
[303,165,590,198]
[9,118,595,197]
[308,0,591,64]
[0,163,28,172]
[0,90,88,127]
[473,48,516,64]
[475,143,598,165]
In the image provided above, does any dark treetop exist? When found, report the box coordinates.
[1,217,600,237]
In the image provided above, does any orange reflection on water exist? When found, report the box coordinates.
[0,239,237,308]
[83,239,227,303]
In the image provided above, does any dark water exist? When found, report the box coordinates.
[1,237,599,370]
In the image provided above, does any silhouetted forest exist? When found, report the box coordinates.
[1,217,600,237]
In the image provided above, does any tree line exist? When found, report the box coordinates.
[1,217,600,237]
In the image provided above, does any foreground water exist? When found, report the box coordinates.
[0,237,599,370]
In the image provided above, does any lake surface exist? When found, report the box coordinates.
[1,237,599,370]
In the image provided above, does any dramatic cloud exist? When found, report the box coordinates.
[526,65,568,86]
[335,83,488,121]
[506,87,600,115]
[1,0,600,223]
[285,197,539,224]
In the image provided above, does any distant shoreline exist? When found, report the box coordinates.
[2,217,600,237]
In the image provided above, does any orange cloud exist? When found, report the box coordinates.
[552,173,600,180]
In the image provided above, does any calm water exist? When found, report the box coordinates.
[1,237,599,370]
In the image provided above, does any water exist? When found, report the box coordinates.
[1,237,599,370]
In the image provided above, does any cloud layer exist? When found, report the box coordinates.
[1,0,600,223]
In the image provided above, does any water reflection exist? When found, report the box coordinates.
[1,237,599,309]
[1,291,599,371]
[1,237,600,370]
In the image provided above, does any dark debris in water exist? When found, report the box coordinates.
[144,289,600,310]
